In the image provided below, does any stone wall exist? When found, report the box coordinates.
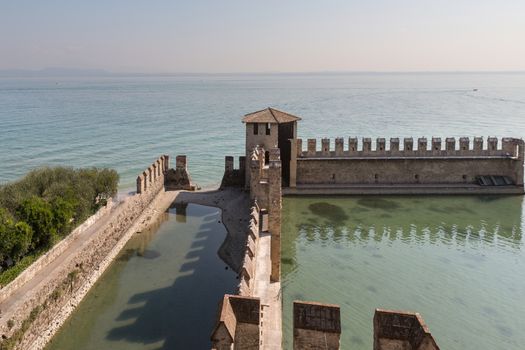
[238,201,260,296]
[373,309,439,350]
[211,294,260,350]
[0,157,167,350]
[291,137,524,187]
[293,301,341,350]
[164,155,194,190]
[0,201,113,300]
[221,156,246,188]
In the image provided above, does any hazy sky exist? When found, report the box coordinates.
[1,0,524,73]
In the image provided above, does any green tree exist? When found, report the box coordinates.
[0,210,32,264]
[51,197,75,236]
[16,197,56,249]
[11,222,33,261]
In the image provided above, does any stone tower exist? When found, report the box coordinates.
[242,107,301,187]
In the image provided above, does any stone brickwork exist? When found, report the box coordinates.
[293,301,341,350]
[221,156,246,188]
[0,157,168,349]
[374,309,439,350]
[238,201,260,296]
[292,137,524,189]
[211,294,261,350]
[164,155,194,190]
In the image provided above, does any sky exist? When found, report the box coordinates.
[1,0,524,73]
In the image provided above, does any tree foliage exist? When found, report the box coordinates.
[0,166,119,273]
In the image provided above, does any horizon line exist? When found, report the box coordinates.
[1,67,525,77]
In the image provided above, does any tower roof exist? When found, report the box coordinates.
[242,107,301,124]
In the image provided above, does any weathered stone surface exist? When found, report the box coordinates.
[374,309,439,350]
[293,301,341,350]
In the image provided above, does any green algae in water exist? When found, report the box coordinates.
[46,204,236,350]
[282,195,525,350]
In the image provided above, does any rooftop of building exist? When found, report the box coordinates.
[242,107,301,124]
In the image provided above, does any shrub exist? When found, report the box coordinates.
[0,166,119,280]
[16,197,56,249]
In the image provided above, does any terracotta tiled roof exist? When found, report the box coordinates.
[242,107,301,124]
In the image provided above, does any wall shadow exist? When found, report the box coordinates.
[105,204,237,349]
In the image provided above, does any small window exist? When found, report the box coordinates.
[462,175,467,180]
[265,151,269,165]
[253,123,259,135]
[374,174,378,179]
[265,123,271,135]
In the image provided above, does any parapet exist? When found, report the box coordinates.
[374,309,439,350]
[164,155,194,190]
[210,294,260,350]
[293,300,341,350]
[238,202,260,296]
[220,156,246,188]
[295,137,523,159]
[136,155,167,194]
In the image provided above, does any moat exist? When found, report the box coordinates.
[46,204,236,350]
[282,195,525,350]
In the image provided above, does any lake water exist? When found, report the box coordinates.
[1,73,525,188]
[281,195,525,350]
[45,203,236,350]
[2,73,525,349]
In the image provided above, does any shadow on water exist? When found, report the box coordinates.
[308,202,349,223]
[105,204,236,350]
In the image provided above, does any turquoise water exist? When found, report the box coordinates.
[46,203,236,350]
[1,73,525,188]
[282,196,525,350]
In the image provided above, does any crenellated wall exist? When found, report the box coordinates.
[374,309,439,350]
[164,155,194,190]
[221,156,246,188]
[290,137,524,189]
[238,201,260,296]
[211,201,262,349]
[136,155,169,194]
[296,137,522,158]
[293,301,341,350]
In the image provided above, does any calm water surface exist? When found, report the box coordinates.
[46,203,236,350]
[282,195,525,350]
[1,73,525,188]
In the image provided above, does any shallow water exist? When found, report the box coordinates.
[46,203,236,350]
[1,73,525,188]
[282,195,525,350]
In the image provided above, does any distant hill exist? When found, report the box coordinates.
[0,67,112,77]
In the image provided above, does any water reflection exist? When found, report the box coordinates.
[47,204,236,350]
[285,195,523,249]
[281,195,525,350]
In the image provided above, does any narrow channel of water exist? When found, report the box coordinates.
[46,203,236,350]
[282,195,525,350]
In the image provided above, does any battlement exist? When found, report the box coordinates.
[238,200,260,296]
[136,155,169,194]
[220,156,246,188]
[374,309,439,350]
[296,137,523,159]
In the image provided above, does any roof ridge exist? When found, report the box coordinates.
[268,107,278,123]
